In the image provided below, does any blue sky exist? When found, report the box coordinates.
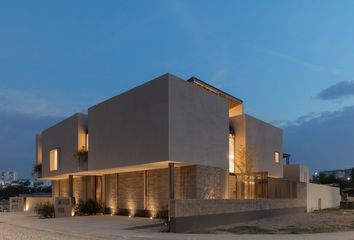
[1,1,354,177]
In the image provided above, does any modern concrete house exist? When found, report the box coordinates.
[35,73,340,232]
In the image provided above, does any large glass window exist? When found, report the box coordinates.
[50,149,58,171]
[229,133,235,173]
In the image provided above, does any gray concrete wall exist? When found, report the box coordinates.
[88,75,170,170]
[169,197,306,232]
[283,164,309,183]
[230,114,283,177]
[41,113,87,178]
[169,76,229,169]
[88,74,229,171]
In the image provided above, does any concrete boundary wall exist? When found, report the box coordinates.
[25,197,52,212]
[169,198,306,232]
[307,183,340,212]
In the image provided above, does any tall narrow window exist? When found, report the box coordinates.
[229,133,235,173]
[50,149,58,171]
[274,151,280,164]
[85,132,89,151]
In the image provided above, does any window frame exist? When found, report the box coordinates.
[274,151,280,164]
[49,148,59,171]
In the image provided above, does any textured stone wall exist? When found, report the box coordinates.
[196,165,227,199]
[96,176,102,204]
[86,176,96,200]
[175,166,196,199]
[52,180,60,197]
[72,176,96,204]
[228,174,236,199]
[52,179,69,197]
[104,174,118,213]
[170,197,307,218]
[118,171,144,211]
[73,176,82,203]
[60,178,69,197]
[147,169,168,211]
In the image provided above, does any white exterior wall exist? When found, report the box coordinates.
[307,183,340,212]
[230,114,283,177]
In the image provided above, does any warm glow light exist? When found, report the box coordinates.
[229,134,235,173]
[128,215,132,218]
[50,149,58,171]
[274,151,280,164]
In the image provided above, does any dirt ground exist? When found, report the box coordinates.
[216,209,354,234]
[0,210,354,240]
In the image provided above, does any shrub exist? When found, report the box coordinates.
[34,202,54,218]
[75,199,102,215]
[32,164,42,178]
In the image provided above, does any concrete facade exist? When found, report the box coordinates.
[40,113,87,178]
[34,73,329,232]
[230,114,283,177]
[283,164,309,183]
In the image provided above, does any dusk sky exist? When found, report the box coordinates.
[1,1,354,178]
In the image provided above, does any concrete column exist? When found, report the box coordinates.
[68,175,73,197]
[102,175,106,209]
[168,163,175,199]
[144,170,148,210]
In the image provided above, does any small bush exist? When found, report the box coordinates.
[34,202,54,218]
[75,199,102,215]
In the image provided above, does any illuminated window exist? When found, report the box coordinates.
[274,151,280,164]
[50,149,58,171]
[85,132,89,151]
[229,133,235,173]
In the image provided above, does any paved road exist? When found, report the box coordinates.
[0,212,354,240]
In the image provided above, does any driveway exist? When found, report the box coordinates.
[0,212,354,240]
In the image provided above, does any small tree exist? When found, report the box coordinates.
[235,144,258,199]
[236,144,256,175]
[32,164,42,178]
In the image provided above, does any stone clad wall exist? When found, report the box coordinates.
[169,182,307,232]
[52,179,69,197]
[175,166,196,199]
[147,169,168,212]
[196,165,227,199]
[118,171,144,211]
[104,174,118,213]
[51,180,60,197]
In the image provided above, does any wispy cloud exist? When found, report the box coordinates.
[317,81,354,100]
[253,45,342,76]
[0,89,66,117]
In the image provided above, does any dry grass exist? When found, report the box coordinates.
[209,209,354,235]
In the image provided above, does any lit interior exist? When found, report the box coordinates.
[50,149,58,171]
[229,133,235,173]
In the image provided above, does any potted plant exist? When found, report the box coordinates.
[73,146,88,171]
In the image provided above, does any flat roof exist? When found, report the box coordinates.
[187,77,243,108]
